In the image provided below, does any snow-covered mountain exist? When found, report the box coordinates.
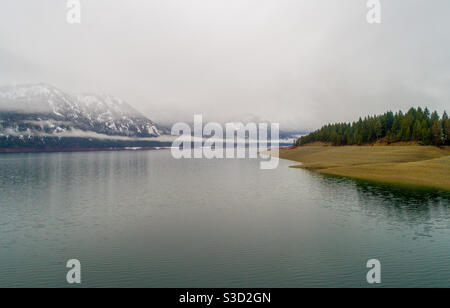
[0,84,160,138]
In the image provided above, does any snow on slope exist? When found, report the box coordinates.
[0,84,160,138]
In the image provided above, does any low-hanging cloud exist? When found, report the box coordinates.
[0,0,449,131]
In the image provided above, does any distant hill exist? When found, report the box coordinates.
[297,107,449,146]
[0,84,161,138]
[0,84,171,151]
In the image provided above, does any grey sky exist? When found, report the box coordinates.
[0,0,449,130]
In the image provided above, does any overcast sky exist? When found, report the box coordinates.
[0,0,449,130]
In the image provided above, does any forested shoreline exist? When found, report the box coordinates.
[0,135,172,152]
[297,107,450,146]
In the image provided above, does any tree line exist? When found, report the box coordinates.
[297,107,450,146]
[0,135,171,150]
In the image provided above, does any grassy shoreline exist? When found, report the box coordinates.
[278,145,450,191]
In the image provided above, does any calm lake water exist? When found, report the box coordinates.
[0,150,449,288]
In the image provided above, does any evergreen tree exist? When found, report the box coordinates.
[375,119,383,140]
[297,107,448,147]
[442,112,449,145]
[432,120,443,146]
[445,120,450,145]
[431,111,440,121]
[412,121,421,141]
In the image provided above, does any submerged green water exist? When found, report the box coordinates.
[0,151,449,287]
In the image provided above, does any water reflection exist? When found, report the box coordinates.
[355,181,450,204]
[317,175,450,233]
[0,151,449,287]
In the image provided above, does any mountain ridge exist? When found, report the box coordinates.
[0,84,161,138]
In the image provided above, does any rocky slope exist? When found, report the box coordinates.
[0,84,161,138]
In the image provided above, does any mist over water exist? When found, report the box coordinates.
[0,150,448,287]
[1,1,450,130]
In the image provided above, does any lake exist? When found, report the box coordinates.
[0,150,449,287]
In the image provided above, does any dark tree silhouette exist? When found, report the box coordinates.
[297,107,449,146]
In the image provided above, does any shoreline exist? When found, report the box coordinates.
[279,145,450,192]
[0,146,171,154]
